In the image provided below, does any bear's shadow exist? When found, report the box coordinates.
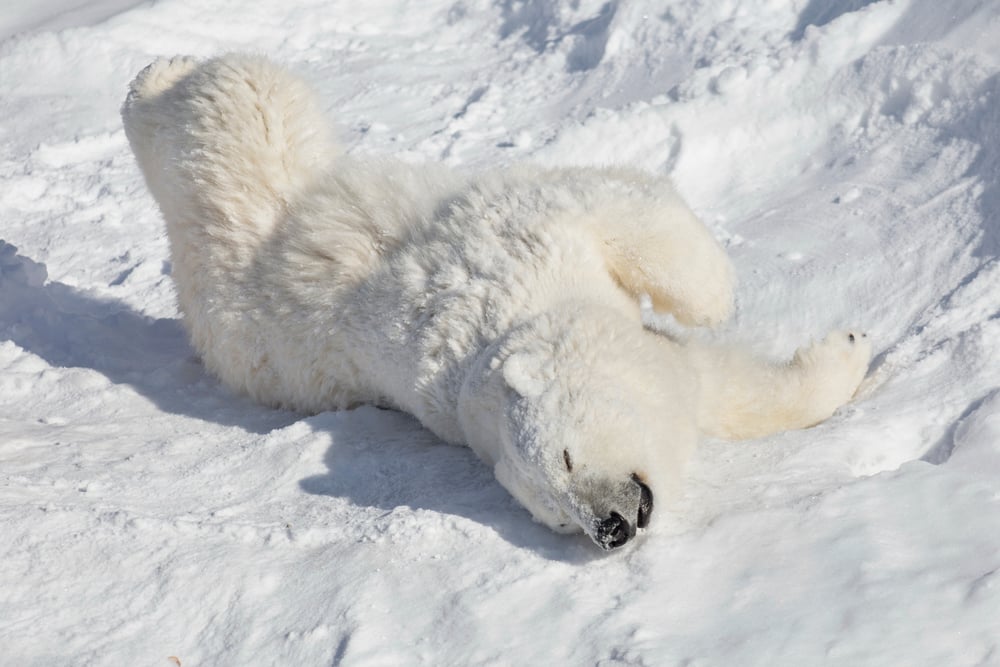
[1,242,599,560]
[299,407,601,560]
[0,241,296,434]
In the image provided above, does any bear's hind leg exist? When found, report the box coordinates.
[593,172,735,328]
[122,54,338,251]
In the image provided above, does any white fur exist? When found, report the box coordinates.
[122,55,872,549]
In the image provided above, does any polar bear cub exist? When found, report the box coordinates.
[121,55,871,550]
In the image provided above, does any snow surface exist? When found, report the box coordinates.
[2,0,1000,664]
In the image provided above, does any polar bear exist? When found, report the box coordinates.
[121,55,871,550]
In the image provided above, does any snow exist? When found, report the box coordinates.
[2,0,999,664]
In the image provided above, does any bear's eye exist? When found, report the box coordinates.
[563,448,573,472]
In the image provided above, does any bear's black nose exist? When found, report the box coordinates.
[596,512,634,550]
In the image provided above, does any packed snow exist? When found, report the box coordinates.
[2,0,999,664]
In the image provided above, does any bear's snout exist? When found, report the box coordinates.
[590,474,654,550]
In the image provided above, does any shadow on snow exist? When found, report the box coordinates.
[299,407,601,560]
[0,242,596,557]
[0,240,294,434]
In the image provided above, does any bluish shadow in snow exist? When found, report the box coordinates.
[565,2,617,73]
[497,0,618,72]
[918,72,1000,317]
[791,0,883,41]
[921,391,994,465]
[0,242,297,434]
[300,408,602,561]
[961,73,1000,261]
[498,0,556,53]
[0,0,148,42]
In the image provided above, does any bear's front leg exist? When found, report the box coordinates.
[688,328,872,440]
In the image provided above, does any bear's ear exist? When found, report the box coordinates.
[502,353,548,398]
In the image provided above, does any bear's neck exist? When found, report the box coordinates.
[455,341,511,469]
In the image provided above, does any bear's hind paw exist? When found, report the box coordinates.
[126,56,199,106]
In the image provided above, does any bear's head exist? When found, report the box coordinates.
[460,307,698,550]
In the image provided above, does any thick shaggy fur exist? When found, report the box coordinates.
[122,55,871,549]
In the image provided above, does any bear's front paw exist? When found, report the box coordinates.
[794,329,873,400]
